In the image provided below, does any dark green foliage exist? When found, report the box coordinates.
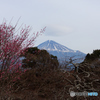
[21,47,59,69]
[93,49,100,57]
[84,49,100,62]
[50,54,57,59]
[85,53,91,60]
[24,47,39,55]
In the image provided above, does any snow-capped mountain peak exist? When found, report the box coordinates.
[37,40,86,63]
[38,40,75,52]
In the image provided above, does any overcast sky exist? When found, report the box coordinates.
[0,0,100,54]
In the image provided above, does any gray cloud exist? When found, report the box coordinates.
[45,25,73,36]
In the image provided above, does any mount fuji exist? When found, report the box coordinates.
[38,40,86,63]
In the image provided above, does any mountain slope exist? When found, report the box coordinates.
[38,40,74,52]
[38,40,86,63]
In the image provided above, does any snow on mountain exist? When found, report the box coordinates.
[38,40,86,63]
[38,40,75,52]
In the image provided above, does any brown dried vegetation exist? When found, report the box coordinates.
[0,49,100,100]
